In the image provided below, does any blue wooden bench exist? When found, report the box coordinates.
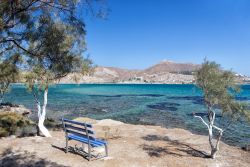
[62,118,108,160]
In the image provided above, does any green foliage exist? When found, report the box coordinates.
[0,127,8,137]
[0,0,101,90]
[195,60,249,121]
[0,0,106,57]
[0,53,21,102]
[24,17,95,90]
[0,112,33,137]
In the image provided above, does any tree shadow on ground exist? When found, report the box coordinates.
[141,135,210,158]
[0,148,67,167]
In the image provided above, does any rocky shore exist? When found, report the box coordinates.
[0,117,249,167]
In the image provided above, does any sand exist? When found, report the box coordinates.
[0,118,249,167]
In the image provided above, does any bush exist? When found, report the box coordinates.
[0,127,8,137]
[44,118,62,130]
[0,112,35,137]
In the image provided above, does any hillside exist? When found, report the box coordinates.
[59,61,200,84]
[142,60,199,75]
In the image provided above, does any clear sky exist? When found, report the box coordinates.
[85,0,250,76]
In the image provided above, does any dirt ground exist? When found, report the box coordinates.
[0,119,249,167]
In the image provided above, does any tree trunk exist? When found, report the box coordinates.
[207,111,223,159]
[210,130,223,159]
[208,125,214,151]
[195,109,223,159]
[35,87,51,137]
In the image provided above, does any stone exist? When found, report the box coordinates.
[0,103,31,116]
[242,145,250,152]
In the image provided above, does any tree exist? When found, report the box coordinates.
[0,0,105,137]
[25,17,94,137]
[0,54,21,103]
[0,0,107,56]
[194,60,250,159]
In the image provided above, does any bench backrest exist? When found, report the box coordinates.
[62,118,96,141]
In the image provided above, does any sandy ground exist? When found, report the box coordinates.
[0,119,249,167]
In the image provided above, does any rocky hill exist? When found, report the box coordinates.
[142,60,199,75]
[59,60,200,84]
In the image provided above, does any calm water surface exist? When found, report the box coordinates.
[4,84,250,147]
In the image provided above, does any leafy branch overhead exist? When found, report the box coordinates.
[0,0,107,55]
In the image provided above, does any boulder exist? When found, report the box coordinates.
[0,103,31,116]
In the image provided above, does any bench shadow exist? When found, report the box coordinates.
[141,135,210,158]
[51,144,90,160]
[0,147,67,167]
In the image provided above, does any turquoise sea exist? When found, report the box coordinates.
[4,84,250,147]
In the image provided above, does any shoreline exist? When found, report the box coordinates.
[0,118,249,167]
[10,82,250,85]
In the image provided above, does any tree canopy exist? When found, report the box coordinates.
[196,60,249,121]
[195,60,249,159]
[0,0,106,57]
[0,0,104,137]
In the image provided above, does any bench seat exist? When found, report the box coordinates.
[68,134,107,147]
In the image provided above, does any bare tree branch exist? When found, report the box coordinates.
[194,115,209,129]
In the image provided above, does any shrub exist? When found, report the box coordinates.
[0,112,34,137]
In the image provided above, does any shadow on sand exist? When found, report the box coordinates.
[141,135,210,158]
[0,148,67,167]
[51,144,90,161]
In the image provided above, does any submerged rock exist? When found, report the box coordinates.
[147,102,180,111]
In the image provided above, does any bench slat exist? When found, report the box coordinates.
[68,134,106,147]
[66,129,95,140]
[62,118,92,128]
[65,124,94,135]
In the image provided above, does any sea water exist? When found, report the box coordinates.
[4,84,250,147]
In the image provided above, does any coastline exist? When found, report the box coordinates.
[10,82,250,85]
[0,118,249,167]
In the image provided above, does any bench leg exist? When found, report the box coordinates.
[105,144,108,157]
[65,137,69,153]
[88,143,91,161]
[82,143,85,151]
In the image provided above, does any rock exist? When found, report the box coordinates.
[44,118,62,130]
[101,157,113,160]
[73,117,98,124]
[22,125,37,136]
[0,103,31,116]
[96,119,124,126]
[9,135,16,139]
[92,147,105,154]
[0,111,35,138]
[15,124,37,137]
[242,145,250,152]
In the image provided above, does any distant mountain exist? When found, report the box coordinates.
[59,60,201,84]
[142,60,200,75]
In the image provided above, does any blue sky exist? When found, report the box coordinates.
[85,0,250,76]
